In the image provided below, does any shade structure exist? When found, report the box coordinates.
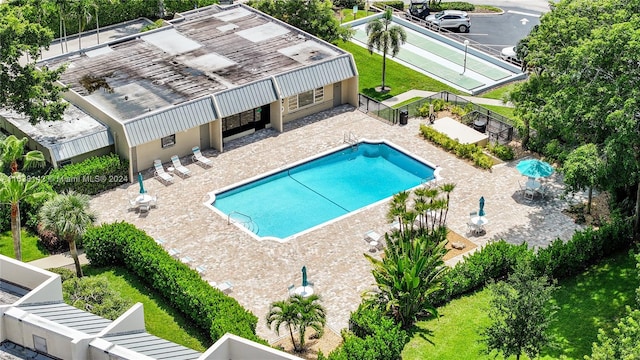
[479,196,485,217]
[516,159,554,179]
[138,172,146,194]
[302,266,308,287]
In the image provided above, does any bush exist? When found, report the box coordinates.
[420,124,494,169]
[333,0,365,9]
[431,99,449,112]
[486,143,515,161]
[83,222,263,344]
[325,306,408,360]
[46,154,129,195]
[36,223,67,254]
[431,1,475,12]
[376,1,404,10]
[63,276,133,320]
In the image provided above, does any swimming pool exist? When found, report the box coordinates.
[207,140,436,241]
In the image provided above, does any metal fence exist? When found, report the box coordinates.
[358,91,518,144]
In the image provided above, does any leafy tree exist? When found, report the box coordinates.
[251,0,352,44]
[481,260,557,360]
[0,5,68,124]
[562,143,603,214]
[39,191,96,277]
[587,308,640,360]
[509,0,640,235]
[365,9,406,92]
[0,135,45,174]
[62,275,132,319]
[266,294,326,352]
[0,173,53,260]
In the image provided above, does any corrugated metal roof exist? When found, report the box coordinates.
[214,79,278,118]
[104,332,201,360]
[276,55,357,98]
[124,97,217,147]
[19,303,112,335]
[50,129,113,162]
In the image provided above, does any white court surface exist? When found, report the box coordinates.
[347,14,526,94]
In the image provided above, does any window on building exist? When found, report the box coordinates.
[161,134,175,148]
[288,87,324,112]
[33,335,47,353]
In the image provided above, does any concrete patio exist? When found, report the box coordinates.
[89,105,585,342]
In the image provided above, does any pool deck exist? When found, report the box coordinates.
[89,105,585,343]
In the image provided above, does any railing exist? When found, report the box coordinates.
[343,131,358,147]
[227,211,258,234]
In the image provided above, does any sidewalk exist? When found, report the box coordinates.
[28,250,89,270]
[381,89,513,108]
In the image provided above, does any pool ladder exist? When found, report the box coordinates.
[344,131,358,151]
[228,211,259,234]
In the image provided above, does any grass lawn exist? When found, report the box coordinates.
[0,229,49,262]
[481,104,515,119]
[339,9,374,22]
[402,251,638,359]
[392,97,423,108]
[83,266,211,352]
[337,41,460,101]
[479,82,519,100]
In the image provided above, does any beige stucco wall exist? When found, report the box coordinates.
[209,118,223,153]
[342,76,359,106]
[282,84,334,124]
[133,125,201,174]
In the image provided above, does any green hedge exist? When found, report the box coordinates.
[83,222,262,344]
[376,1,404,11]
[431,2,475,12]
[46,154,129,195]
[419,124,494,169]
[431,215,634,306]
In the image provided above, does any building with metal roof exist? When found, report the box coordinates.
[0,255,302,360]
[27,3,358,177]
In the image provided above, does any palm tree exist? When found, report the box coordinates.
[365,8,407,92]
[71,0,93,50]
[54,0,70,52]
[439,182,456,223]
[266,297,303,351]
[291,294,326,350]
[0,173,53,261]
[39,191,96,277]
[0,135,45,174]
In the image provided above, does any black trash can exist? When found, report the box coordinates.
[399,110,409,125]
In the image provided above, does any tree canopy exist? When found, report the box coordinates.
[251,0,353,44]
[0,5,67,124]
[510,0,640,234]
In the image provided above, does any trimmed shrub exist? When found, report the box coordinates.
[36,223,67,254]
[46,154,129,195]
[377,1,405,11]
[487,143,515,161]
[83,222,263,344]
[431,2,475,12]
[420,124,494,169]
[333,0,365,9]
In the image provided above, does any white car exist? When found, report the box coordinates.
[425,10,471,33]
[500,46,518,61]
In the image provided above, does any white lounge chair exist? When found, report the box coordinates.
[192,146,213,167]
[154,160,174,184]
[171,155,191,177]
[364,230,381,243]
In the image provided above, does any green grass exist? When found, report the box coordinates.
[481,104,515,119]
[339,9,374,22]
[337,41,460,101]
[402,251,638,359]
[0,229,49,262]
[480,83,518,100]
[83,266,212,352]
[392,97,423,108]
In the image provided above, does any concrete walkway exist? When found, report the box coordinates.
[28,250,89,270]
[381,89,513,107]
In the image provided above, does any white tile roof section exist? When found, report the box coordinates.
[18,303,112,335]
[141,28,202,55]
[125,97,218,147]
[215,79,278,117]
[103,332,201,360]
[276,55,357,97]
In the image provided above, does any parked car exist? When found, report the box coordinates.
[500,46,518,61]
[425,10,471,33]
[406,0,430,20]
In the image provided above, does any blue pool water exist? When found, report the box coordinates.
[212,142,435,240]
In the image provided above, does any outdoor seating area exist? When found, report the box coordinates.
[516,159,555,202]
[152,152,214,186]
[364,230,384,252]
[290,266,315,297]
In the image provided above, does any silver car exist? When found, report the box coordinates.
[426,10,471,33]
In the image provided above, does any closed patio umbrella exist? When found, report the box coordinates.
[138,172,146,194]
[479,196,485,217]
[302,266,308,287]
[516,159,554,179]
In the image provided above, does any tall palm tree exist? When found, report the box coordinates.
[39,191,96,277]
[439,182,456,223]
[54,0,70,52]
[72,0,93,50]
[291,294,326,350]
[0,135,45,174]
[365,8,407,92]
[266,297,303,351]
[0,173,53,261]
